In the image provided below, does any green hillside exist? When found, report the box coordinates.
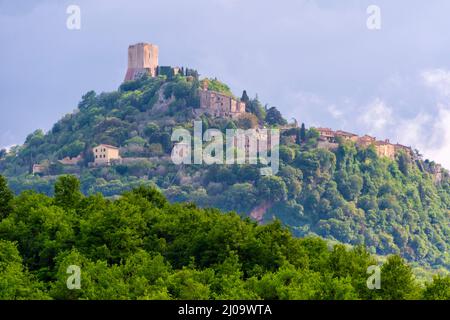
[0,175,449,300]
[0,73,449,270]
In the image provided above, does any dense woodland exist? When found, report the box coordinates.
[0,74,449,272]
[0,175,449,300]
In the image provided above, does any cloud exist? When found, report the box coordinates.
[328,104,343,119]
[390,69,450,168]
[358,98,393,135]
[422,69,450,98]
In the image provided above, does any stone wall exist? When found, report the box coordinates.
[124,43,159,81]
[199,89,246,118]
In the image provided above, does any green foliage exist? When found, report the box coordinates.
[0,175,13,219]
[54,175,83,209]
[422,275,450,300]
[265,107,287,126]
[203,78,232,96]
[236,113,259,129]
[245,97,266,122]
[377,255,420,299]
[300,123,306,142]
[0,240,49,299]
[0,178,447,300]
[257,176,288,202]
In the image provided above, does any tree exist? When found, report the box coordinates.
[378,255,419,300]
[265,107,287,126]
[54,175,83,209]
[257,176,288,202]
[236,113,259,129]
[422,275,450,300]
[241,90,250,104]
[279,145,295,163]
[397,151,411,176]
[246,96,266,122]
[0,175,13,219]
[128,185,168,209]
[0,240,49,299]
[78,90,96,110]
[300,123,306,143]
[144,123,160,139]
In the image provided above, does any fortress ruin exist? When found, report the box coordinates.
[124,42,246,118]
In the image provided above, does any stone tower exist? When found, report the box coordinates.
[124,43,159,81]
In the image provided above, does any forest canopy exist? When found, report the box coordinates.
[0,175,449,300]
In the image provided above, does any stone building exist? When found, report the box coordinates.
[32,164,46,175]
[124,43,159,81]
[58,154,83,166]
[394,143,413,156]
[316,127,335,142]
[356,135,377,148]
[199,87,246,118]
[315,126,413,160]
[92,144,121,166]
[124,42,181,81]
[157,66,181,78]
[335,130,358,142]
[374,140,396,159]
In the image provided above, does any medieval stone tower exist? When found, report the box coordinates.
[124,43,159,81]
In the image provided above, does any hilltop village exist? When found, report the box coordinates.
[315,127,414,160]
[31,42,417,175]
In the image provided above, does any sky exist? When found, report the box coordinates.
[1,0,450,168]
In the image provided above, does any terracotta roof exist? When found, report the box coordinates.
[336,130,358,137]
[94,144,119,150]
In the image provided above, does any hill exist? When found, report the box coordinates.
[0,73,449,270]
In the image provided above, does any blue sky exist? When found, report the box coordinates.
[1,0,450,167]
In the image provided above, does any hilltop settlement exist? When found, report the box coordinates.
[28,43,423,175]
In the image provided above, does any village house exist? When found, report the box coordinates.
[32,164,46,175]
[58,154,83,166]
[315,127,412,160]
[394,143,414,156]
[375,140,396,159]
[198,87,246,118]
[316,127,335,142]
[335,130,358,142]
[92,144,121,166]
[356,135,377,148]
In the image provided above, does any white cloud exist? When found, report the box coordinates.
[328,104,343,119]
[422,69,450,97]
[359,98,393,135]
[391,69,450,168]
[395,105,450,169]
